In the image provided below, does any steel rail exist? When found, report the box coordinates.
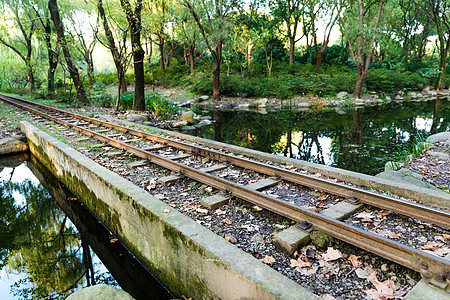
[2,94,450,281]
[2,94,449,229]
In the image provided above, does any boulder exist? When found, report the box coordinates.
[67,284,134,300]
[161,90,172,97]
[429,91,438,96]
[409,92,417,98]
[0,137,29,155]
[255,98,269,106]
[126,114,148,123]
[336,91,348,99]
[426,132,450,143]
[173,121,188,128]
[181,110,195,124]
[199,95,209,101]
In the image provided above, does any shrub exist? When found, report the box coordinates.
[95,73,117,85]
[88,82,113,107]
[145,92,178,118]
[365,69,426,93]
[119,91,134,110]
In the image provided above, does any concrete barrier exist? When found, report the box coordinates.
[20,121,319,299]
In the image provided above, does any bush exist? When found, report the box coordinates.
[119,91,177,118]
[88,82,113,107]
[365,69,427,93]
[95,73,117,85]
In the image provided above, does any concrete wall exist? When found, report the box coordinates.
[20,121,319,300]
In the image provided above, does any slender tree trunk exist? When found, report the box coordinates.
[189,47,195,73]
[98,0,127,94]
[212,43,222,100]
[354,65,367,98]
[120,0,145,110]
[434,40,449,90]
[289,37,295,64]
[27,67,35,91]
[49,0,88,104]
[158,37,165,73]
[315,52,323,73]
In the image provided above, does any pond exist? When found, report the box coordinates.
[0,154,172,300]
[188,98,449,175]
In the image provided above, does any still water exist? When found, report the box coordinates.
[0,155,172,299]
[190,98,449,175]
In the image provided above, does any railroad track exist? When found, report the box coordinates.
[1,93,449,288]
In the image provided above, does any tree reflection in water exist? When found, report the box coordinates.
[0,166,114,299]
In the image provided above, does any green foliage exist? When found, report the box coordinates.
[145,92,178,118]
[95,73,118,85]
[119,91,177,117]
[365,69,427,93]
[88,82,113,107]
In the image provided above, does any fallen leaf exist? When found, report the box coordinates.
[385,232,400,239]
[163,209,170,213]
[301,205,319,213]
[322,247,343,262]
[321,294,336,300]
[109,238,118,244]
[221,218,232,225]
[205,187,213,193]
[224,235,235,243]
[355,266,374,279]
[443,234,450,240]
[318,192,329,201]
[368,229,378,235]
[196,208,209,214]
[321,267,330,275]
[348,254,362,267]
[364,271,406,300]
[355,211,375,219]
[69,197,77,201]
[290,257,312,269]
[263,255,276,265]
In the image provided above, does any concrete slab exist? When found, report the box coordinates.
[169,153,191,160]
[376,170,440,191]
[246,178,279,191]
[127,160,149,169]
[273,225,311,254]
[21,121,319,299]
[157,174,183,186]
[198,164,228,173]
[200,194,229,210]
[106,151,124,157]
[404,254,450,299]
[321,201,364,221]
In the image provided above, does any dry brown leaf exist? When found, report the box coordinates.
[442,234,450,240]
[221,218,232,225]
[205,186,213,193]
[385,231,400,239]
[348,254,362,267]
[368,229,378,235]
[321,294,336,300]
[290,258,312,269]
[263,255,276,265]
[196,208,209,214]
[318,192,329,201]
[321,267,330,275]
[355,211,375,219]
[301,205,319,213]
[364,271,406,300]
[224,235,235,243]
[163,209,170,213]
[109,238,118,244]
[322,247,343,262]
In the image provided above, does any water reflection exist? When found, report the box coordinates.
[191,98,449,175]
[0,155,172,299]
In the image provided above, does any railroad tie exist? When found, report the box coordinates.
[246,178,279,191]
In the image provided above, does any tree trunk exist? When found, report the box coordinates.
[27,66,35,91]
[212,42,222,100]
[189,48,195,73]
[354,65,366,98]
[98,0,127,94]
[289,37,295,64]
[434,40,449,90]
[120,0,145,110]
[315,52,323,73]
[49,0,88,104]
[159,37,165,73]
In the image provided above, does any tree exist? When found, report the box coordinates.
[48,0,89,104]
[339,0,384,98]
[120,0,145,110]
[97,0,129,110]
[308,0,340,72]
[180,0,242,100]
[0,1,36,91]
[270,0,306,64]
[421,0,450,90]
[31,1,60,94]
